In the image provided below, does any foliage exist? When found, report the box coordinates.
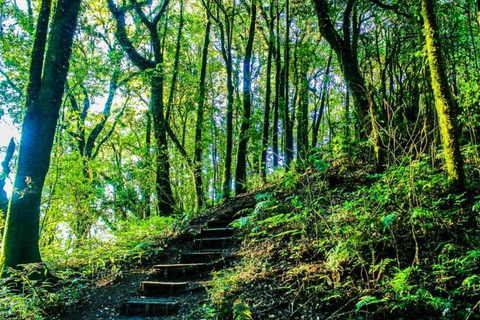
[204,160,480,319]
[0,0,480,318]
[0,215,181,319]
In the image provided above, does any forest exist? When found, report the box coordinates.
[0,0,480,319]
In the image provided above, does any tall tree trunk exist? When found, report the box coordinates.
[297,70,309,165]
[235,1,257,195]
[204,2,236,199]
[477,0,480,41]
[143,111,152,219]
[0,138,15,218]
[223,58,234,199]
[194,17,211,208]
[108,0,174,214]
[345,88,351,143]
[284,0,293,169]
[312,53,332,148]
[261,0,275,180]
[312,0,371,139]
[151,74,174,214]
[166,0,184,122]
[25,0,51,111]
[1,0,82,271]
[272,1,281,168]
[421,0,465,189]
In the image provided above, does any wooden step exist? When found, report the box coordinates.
[197,227,235,238]
[125,298,179,316]
[139,281,188,295]
[193,237,234,250]
[217,212,237,220]
[197,247,225,253]
[181,252,223,264]
[208,219,234,228]
[153,263,211,279]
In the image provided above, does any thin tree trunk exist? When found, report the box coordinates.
[345,89,351,143]
[284,0,293,169]
[297,70,309,165]
[151,74,174,215]
[261,0,275,180]
[143,111,152,219]
[312,53,332,148]
[166,0,184,122]
[272,1,281,168]
[194,17,211,208]
[0,138,15,218]
[235,1,257,195]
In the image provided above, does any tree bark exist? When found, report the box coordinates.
[272,1,281,168]
[235,1,256,195]
[421,0,465,189]
[1,0,82,271]
[203,0,236,199]
[0,138,15,217]
[312,0,371,138]
[284,0,293,169]
[166,0,184,122]
[312,53,332,148]
[108,0,174,214]
[261,0,275,180]
[194,17,211,208]
[297,70,309,165]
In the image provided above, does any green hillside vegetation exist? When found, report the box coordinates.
[0,0,480,318]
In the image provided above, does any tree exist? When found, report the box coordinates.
[421,0,465,188]
[0,138,15,219]
[260,0,275,180]
[194,13,212,207]
[284,0,294,169]
[312,0,386,170]
[235,0,257,194]
[107,0,175,215]
[1,0,82,271]
[203,0,236,199]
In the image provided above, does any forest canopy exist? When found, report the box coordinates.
[0,0,480,318]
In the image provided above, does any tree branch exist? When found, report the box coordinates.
[0,68,22,96]
[107,0,156,70]
[368,0,412,19]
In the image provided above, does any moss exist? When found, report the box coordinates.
[421,0,465,189]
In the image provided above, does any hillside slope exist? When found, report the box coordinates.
[201,163,480,319]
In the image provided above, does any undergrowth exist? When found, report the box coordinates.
[0,215,182,319]
[202,159,480,319]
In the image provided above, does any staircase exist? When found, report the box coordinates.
[122,195,255,318]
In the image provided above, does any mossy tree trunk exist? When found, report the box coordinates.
[1,0,82,271]
[421,0,465,189]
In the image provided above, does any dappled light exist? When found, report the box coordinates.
[1,0,480,318]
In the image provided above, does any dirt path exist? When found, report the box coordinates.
[50,194,257,320]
